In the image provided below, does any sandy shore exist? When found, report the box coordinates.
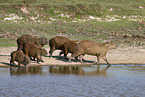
[0,47,145,67]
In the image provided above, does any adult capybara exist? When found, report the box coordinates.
[69,40,117,65]
[59,40,78,58]
[49,36,71,57]
[10,50,30,68]
[59,40,84,60]
[22,43,47,63]
[17,34,48,51]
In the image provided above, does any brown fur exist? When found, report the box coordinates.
[59,40,84,60]
[40,49,48,56]
[69,40,117,65]
[22,43,47,63]
[17,34,48,51]
[49,36,71,57]
[10,50,30,68]
[59,40,78,58]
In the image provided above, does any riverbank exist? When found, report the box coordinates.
[0,47,145,67]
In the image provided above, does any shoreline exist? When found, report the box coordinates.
[0,47,145,67]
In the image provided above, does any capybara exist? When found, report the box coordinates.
[59,40,78,58]
[22,43,47,63]
[69,40,117,65]
[17,34,48,51]
[59,40,84,60]
[49,36,71,57]
[31,48,48,61]
[10,50,30,68]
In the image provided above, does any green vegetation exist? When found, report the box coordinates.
[0,0,145,47]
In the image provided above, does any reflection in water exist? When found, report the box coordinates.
[49,65,111,76]
[10,66,42,75]
[10,65,111,76]
[49,66,84,75]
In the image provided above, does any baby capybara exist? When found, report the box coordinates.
[22,43,47,63]
[49,36,71,57]
[17,34,48,51]
[69,40,117,65]
[10,50,30,68]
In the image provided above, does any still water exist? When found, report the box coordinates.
[0,65,145,97]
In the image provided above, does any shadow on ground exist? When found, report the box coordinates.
[45,55,95,63]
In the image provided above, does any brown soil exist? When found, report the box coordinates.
[0,46,145,67]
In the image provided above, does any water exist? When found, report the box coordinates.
[0,65,145,97]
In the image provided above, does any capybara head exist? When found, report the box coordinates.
[40,49,48,56]
[39,37,48,45]
[105,42,117,49]
[22,56,30,66]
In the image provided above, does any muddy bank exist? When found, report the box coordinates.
[0,47,145,67]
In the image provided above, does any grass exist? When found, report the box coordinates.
[0,0,145,47]
[0,38,17,47]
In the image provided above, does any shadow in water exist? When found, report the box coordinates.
[49,65,111,76]
[10,66,43,76]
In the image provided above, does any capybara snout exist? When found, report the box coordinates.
[39,37,48,45]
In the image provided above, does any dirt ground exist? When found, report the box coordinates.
[0,46,145,67]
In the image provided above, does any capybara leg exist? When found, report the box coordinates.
[18,63,20,68]
[64,53,68,59]
[41,60,44,62]
[96,56,101,72]
[79,55,84,63]
[37,60,40,63]
[59,52,63,59]
[10,59,16,66]
[82,54,85,61]
[10,59,13,65]
[79,55,85,63]
[37,57,42,63]
[69,52,82,62]
[102,56,110,65]
[96,56,100,64]
[69,57,73,62]
[29,56,34,61]
[74,56,79,61]
[49,48,55,58]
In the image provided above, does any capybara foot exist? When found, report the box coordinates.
[41,60,44,62]
[37,60,40,64]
